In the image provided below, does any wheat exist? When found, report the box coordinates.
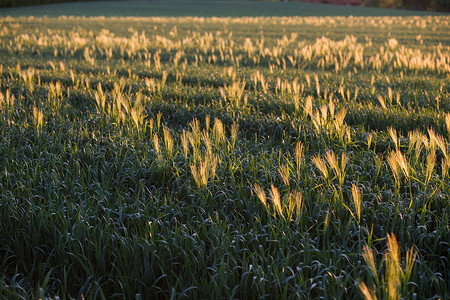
[387,150,409,188]
[362,245,377,280]
[231,122,238,150]
[94,83,106,113]
[295,141,304,175]
[387,151,400,188]
[293,190,303,221]
[253,183,267,207]
[428,128,447,159]
[388,127,399,151]
[386,233,400,300]
[163,125,174,158]
[130,93,145,131]
[367,133,374,150]
[180,130,189,158]
[351,183,362,223]
[359,281,377,300]
[270,185,283,216]
[325,150,348,186]
[445,113,450,137]
[278,164,290,187]
[190,154,218,189]
[33,106,44,133]
[425,150,436,185]
[311,154,329,182]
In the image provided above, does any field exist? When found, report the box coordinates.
[0,2,449,299]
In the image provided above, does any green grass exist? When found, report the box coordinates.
[0,6,449,300]
[0,0,445,17]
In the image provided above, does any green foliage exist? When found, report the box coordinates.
[0,14,449,299]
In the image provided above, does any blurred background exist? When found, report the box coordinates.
[1,0,449,12]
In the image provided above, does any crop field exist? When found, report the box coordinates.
[0,5,449,299]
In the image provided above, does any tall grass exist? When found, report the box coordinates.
[0,14,448,299]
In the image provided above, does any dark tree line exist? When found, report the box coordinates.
[0,0,95,8]
[1,0,449,12]
[367,0,449,11]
